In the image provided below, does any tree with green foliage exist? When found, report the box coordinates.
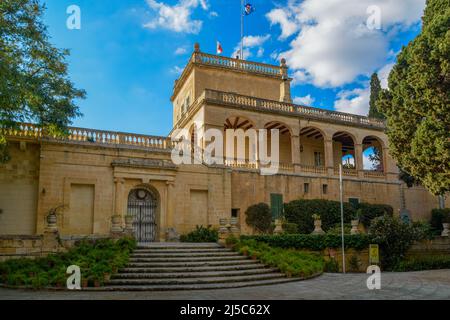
[377,0,450,196]
[368,73,384,119]
[0,0,86,162]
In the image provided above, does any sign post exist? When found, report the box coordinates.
[369,244,380,265]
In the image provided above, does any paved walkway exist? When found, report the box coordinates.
[1,270,450,300]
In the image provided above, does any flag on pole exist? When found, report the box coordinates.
[244,3,255,15]
[216,41,223,55]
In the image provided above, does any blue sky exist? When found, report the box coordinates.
[42,0,425,136]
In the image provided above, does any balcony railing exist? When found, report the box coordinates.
[204,90,386,129]
[363,170,385,179]
[298,164,327,174]
[334,167,358,176]
[3,123,173,150]
[193,52,285,78]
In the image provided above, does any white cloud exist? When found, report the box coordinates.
[170,66,183,75]
[231,34,270,59]
[266,8,298,40]
[363,153,372,170]
[209,11,218,18]
[267,0,425,87]
[378,62,394,88]
[291,70,312,86]
[144,0,209,34]
[174,47,187,55]
[257,47,264,57]
[293,94,315,106]
[334,86,370,116]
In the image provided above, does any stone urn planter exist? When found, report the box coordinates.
[230,217,240,235]
[219,218,229,234]
[125,214,134,229]
[273,219,283,234]
[442,223,449,237]
[351,219,360,235]
[312,215,325,235]
[110,215,123,233]
[46,212,57,230]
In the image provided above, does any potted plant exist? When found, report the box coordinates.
[81,277,89,288]
[312,214,324,235]
[351,209,362,235]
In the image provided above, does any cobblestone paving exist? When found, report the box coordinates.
[1,270,449,300]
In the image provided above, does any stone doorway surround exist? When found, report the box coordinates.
[111,159,177,242]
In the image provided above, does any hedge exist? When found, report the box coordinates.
[284,199,393,233]
[430,208,450,234]
[392,255,450,272]
[240,234,373,251]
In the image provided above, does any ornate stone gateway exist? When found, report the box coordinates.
[127,189,157,243]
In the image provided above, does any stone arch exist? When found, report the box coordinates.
[333,131,356,169]
[223,115,256,130]
[223,116,257,164]
[264,121,292,164]
[127,184,161,243]
[362,135,385,171]
[299,126,326,167]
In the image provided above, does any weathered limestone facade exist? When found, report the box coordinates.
[0,45,446,243]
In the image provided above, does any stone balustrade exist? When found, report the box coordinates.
[193,52,285,78]
[298,164,327,174]
[204,89,386,129]
[3,123,173,150]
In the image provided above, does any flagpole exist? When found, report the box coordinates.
[240,0,244,60]
[339,164,346,274]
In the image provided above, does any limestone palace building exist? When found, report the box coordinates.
[0,44,445,242]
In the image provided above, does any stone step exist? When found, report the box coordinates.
[129,256,250,263]
[130,252,239,258]
[137,243,221,249]
[107,273,286,286]
[119,264,268,273]
[113,268,278,279]
[104,277,299,291]
[125,260,261,268]
[133,248,233,254]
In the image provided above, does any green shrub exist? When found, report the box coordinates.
[232,239,324,278]
[180,225,218,242]
[240,234,372,251]
[411,221,435,240]
[393,255,450,272]
[323,259,339,273]
[348,255,361,272]
[0,237,136,289]
[245,203,272,233]
[326,223,351,235]
[284,199,393,234]
[430,208,450,234]
[282,222,298,234]
[356,203,393,228]
[369,215,423,269]
[225,234,239,247]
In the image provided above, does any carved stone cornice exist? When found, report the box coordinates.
[111,159,178,170]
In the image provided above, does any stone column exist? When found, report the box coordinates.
[291,134,301,173]
[324,138,334,176]
[111,178,125,236]
[383,147,398,180]
[355,143,364,178]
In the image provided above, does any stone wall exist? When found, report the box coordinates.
[0,141,39,235]
[0,233,111,262]
[407,237,450,257]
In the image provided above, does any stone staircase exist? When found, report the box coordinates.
[106,243,298,291]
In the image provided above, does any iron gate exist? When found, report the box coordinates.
[127,189,157,242]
